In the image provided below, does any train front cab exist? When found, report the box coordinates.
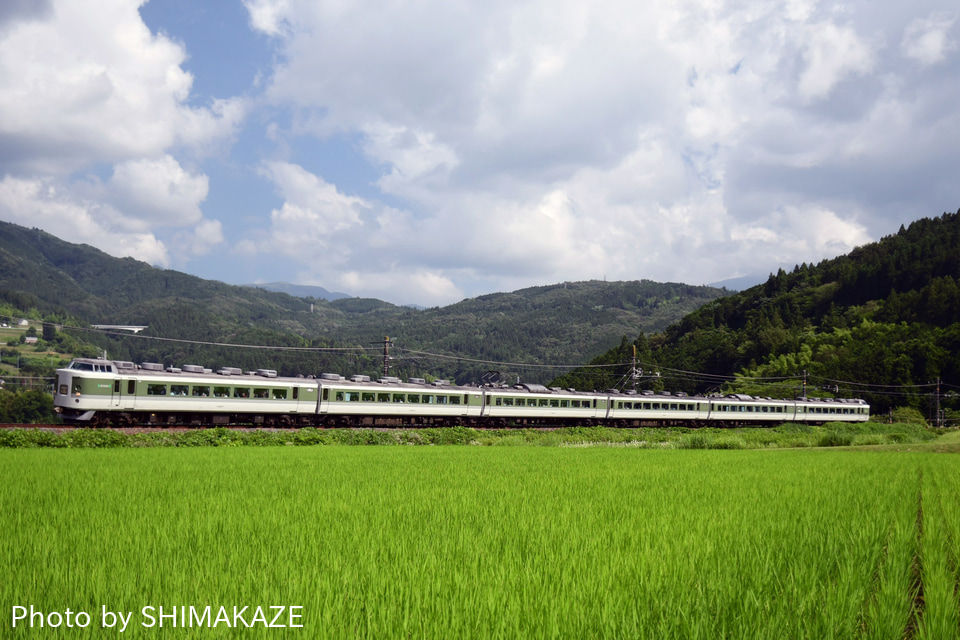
[55,359,132,422]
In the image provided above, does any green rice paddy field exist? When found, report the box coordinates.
[2,445,959,638]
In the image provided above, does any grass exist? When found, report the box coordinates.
[0,422,940,449]
[1,447,958,638]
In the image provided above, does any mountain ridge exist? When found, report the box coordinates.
[0,220,726,385]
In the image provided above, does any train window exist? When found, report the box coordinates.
[393,394,405,403]
[436,395,448,405]
[408,394,420,404]
[550,399,559,408]
[450,396,461,405]
[617,402,623,409]
[59,384,68,395]
[560,400,569,408]
[571,400,580,408]
[214,386,230,398]
[362,392,375,402]
[503,398,514,407]
[495,397,502,406]
[171,385,190,397]
[273,389,287,400]
[335,391,344,401]
[378,393,390,402]
[538,399,548,407]
[147,384,167,396]
[293,387,299,400]
[252,389,268,399]
[113,380,120,393]
[234,387,250,399]
[193,386,211,397]
[347,392,360,402]
[423,395,435,404]
[128,380,136,395]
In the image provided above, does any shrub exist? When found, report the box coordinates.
[817,431,854,447]
[678,432,709,449]
[890,407,928,426]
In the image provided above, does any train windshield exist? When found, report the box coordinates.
[68,361,114,373]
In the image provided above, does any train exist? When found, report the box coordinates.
[53,358,871,428]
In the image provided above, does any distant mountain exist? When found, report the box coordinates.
[707,274,767,291]
[0,220,727,385]
[245,282,351,301]
[553,210,960,415]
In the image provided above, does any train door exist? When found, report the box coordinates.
[120,379,137,410]
[316,385,327,414]
[111,379,121,408]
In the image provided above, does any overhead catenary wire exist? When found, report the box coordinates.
[60,324,380,353]
[55,324,956,399]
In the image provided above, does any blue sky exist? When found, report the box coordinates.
[1,0,959,306]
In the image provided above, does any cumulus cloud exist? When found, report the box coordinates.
[0,175,170,266]
[173,219,225,259]
[0,0,239,270]
[797,22,875,102]
[102,155,209,227]
[232,0,960,304]
[0,0,244,175]
[902,14,957,65]
[5,0,960,307]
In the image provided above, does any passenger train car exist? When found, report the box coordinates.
[54,358,871,427]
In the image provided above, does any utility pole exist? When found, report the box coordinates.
[936,377,941,428]
[802,370,807,399]
[631,345,637,392]
[371,336,393,377]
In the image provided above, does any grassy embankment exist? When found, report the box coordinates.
[0,420,942,449]
[2,446,958,638]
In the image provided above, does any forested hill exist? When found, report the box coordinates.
[0,221,725,384]
[552,210,960,414]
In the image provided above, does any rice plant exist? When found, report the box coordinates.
[0,447,955,638]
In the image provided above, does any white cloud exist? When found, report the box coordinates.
[0,0,238,271]
[0,0,244,175]
[361,122,459,198]
[730,205,872,263]
[242,0,291,38]
[5,0,958,308]
[173,219,225,259]
[0,175,170,266]
[232,0,960,304]
[902,14,957,65]
[103,155,209,226]
[338,269,462,308]
[797,22,875,102]
[261,161,366,234]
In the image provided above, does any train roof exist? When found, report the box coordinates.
[60,358,867,405]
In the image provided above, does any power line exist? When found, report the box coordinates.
[56,325,958,399]
[62,324,378,353]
